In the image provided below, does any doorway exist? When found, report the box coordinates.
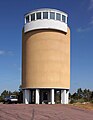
[55,90,61,104]
[40,89,51,104]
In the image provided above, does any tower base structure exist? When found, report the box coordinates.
[23,88,69,104]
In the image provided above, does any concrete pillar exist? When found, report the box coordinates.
[61,90,66,104]
[36,89,39,104]
[24,89,30,104]
[51,89,55,104]
[61,90,64,104]
[63,90,66,104]
[23,90,25,103]
[66,90,69,104]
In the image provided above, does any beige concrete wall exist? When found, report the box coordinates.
[22,28,70,89]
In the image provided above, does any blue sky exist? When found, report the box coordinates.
[0,0,93,94]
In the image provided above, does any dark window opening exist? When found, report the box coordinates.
[36,12,41,19]
[43,92,48,100]
[43,12,48,19]
[26,16,29,23]
[62,15,66,23]
[31,13,35,21]
[50,12,55,20]
[56,13,61,21]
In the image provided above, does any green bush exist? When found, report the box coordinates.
[90,100,93,104]
[0,96,4,102]
[77,99,85,103]
[70,99,77,104]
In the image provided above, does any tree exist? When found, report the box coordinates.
[71,92,78,100]
[1,90,11,98]
[83,89,92,101]
[77,88,83,99]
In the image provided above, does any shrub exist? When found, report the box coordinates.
[70,99,76,104]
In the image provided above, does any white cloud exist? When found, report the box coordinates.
[90,16,93,25]
[77,27,91,32]
[77,16,93,33]
[0,50,14,56]
[7,51,14,56]
[89,0,93,10]
[0,50,5,55]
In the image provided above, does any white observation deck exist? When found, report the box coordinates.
[24,8,68,33]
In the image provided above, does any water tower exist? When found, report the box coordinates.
[22,8,70,104]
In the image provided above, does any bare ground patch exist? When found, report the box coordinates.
[0,104,93,120]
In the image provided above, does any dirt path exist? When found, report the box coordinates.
[0,104,93,120]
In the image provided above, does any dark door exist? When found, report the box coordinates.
[43,91,48,100]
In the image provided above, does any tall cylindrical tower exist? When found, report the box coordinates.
[22,8,70,104]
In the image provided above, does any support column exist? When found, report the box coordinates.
[66,90,69,104]
[23,90,25,103]
[64,90,66,104]
[61,90,66,104]
[51,89,55,104]
[61,90,64,104]
[36,89,39,104]
[24,89,30,104]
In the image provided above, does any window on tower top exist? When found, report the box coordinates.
[56,13,61,21]
[36,12,41,19]
[31,13,35,21]
[26,16,29,23]
[62,15,66,23]
[50,12,55,20]
[43,12,48,19]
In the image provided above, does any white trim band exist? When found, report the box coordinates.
[24,19,67,33]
